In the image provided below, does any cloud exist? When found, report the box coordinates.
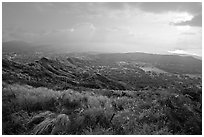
[181,32,196,35]
[33,3,106,18]
[2,27,40,42]
[104,2,202,27]
[79,2,202,17]
[103,2,127,10]
[137,2,201,15]
[74,23,96,30]
[2,3,202,55]
[137,3,202,27]
[168,49,197,56]
[173,14,202,27]
[3,22,96,44]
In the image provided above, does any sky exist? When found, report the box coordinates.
[2,2,202,56]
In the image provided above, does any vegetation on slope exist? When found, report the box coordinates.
[2,53,202,135]
[2,58,126,90]
[3,57,201,91]
[2,83,202,135]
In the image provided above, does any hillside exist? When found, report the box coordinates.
[3,41,202,74]
[2,52,202,135]
[90,52,202,74]
[3,54,201,91]
[2,57,126,90]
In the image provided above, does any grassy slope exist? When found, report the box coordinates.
[2,83,202,135]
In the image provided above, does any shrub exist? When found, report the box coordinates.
[2,83,202,135]
[51,114,71,135]
[82,107,113,129]
[32,117,56,135]
[28,111,56,129]
[31,112,71,135]
[82,125,114,135]
[2,110,30,135]
[3,84,61,112]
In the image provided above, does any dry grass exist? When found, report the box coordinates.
[2,83,202,135]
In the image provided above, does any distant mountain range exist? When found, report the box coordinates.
[2,41,35,53]
[2,40,202,75]
[2,41,202,60]
[2,41,66,54]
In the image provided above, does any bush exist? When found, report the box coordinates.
[2,110,30,135]
[2,83,202,135]
[50,114,71,134]
[30,112,71,135]
[82,107,113,129]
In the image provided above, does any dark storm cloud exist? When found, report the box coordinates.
[173,14,202,27]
